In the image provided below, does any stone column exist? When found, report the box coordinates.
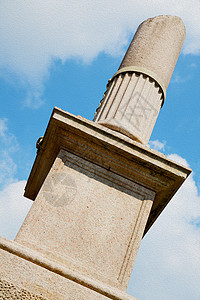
[94,15,186,144]
[0,16,190,300]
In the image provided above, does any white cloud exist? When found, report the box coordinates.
[0,118,18,152]
[0,152,17,186]
[168,153,190,168]
[0,180,32,240]
[0,118,19,187]
[0,118,7,136]
[128,154,200,299]
[0,118,31,240]
[0,0,199,107]
[149,139,166,151]
[171,73,191,83]
[189,63,197,68]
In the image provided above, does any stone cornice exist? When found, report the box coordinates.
[24,107,191,235]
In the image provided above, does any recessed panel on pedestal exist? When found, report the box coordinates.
[15,149,155,289]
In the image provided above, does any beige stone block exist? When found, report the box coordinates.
[0,237,137,299]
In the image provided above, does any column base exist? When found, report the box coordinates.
[0,237,137,300]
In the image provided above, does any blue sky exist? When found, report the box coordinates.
[0,1,200,299]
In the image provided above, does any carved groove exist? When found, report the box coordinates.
[94,72,163,144]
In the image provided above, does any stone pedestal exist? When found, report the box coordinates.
[0,107,190,299]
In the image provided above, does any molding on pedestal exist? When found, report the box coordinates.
[0,236,137,300]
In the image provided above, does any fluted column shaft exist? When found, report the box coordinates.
[94,15,186,144]
[94,72,163,144]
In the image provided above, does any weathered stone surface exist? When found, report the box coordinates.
[0,278,46,300]
[94,15,186,144]
[120,15,186,90]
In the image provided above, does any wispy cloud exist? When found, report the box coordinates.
[0,152,17,186]
[189,63,197,68]
[0,118,18,151]
[171,73,191,83]
[24,90,45,109]
[0,118,19,187]
[0,118,7,136]
[0,1,200,107]
[149,139,166,151]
